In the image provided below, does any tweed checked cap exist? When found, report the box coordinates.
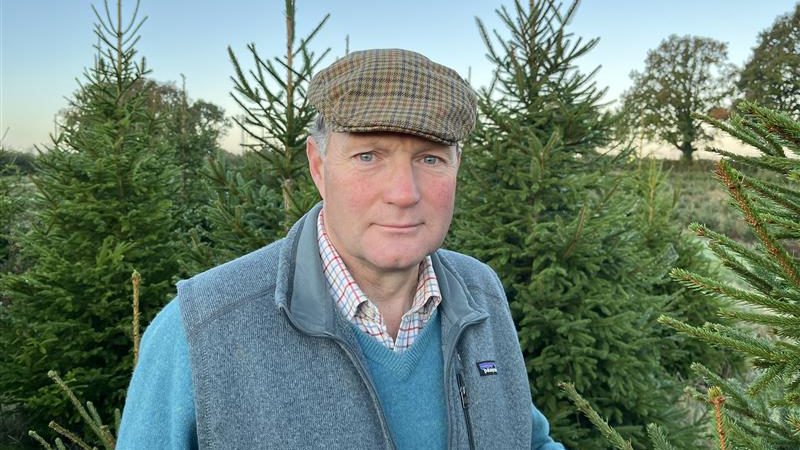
[308,49,477,146]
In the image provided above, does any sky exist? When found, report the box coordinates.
[1,0,798,153]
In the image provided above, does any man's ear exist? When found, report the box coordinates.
[307,136,326,199]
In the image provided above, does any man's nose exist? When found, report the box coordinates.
[383,161,421,207]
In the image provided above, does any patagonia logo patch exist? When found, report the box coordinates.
[476,360,498,376]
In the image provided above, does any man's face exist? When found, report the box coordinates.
[307,131,460,278]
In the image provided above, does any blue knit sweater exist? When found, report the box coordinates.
[353,311,447,450]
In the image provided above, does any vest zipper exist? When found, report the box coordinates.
[456,353,476,450]
[443,314,487,450]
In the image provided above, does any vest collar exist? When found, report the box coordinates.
[275,203,488,338]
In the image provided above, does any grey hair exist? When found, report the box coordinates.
[308,114,331,157]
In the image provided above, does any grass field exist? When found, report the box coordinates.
[662,159,756,245]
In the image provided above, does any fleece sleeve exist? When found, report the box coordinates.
[116,298,198,450]
[532,402,567,450]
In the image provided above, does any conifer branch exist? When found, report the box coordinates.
[716,160,800,287]
[707,242,774,295]
[48,421,93,450]
[646,423,678,450]
[28,431,55,450]
[718,310,800,338]
[45,371,116,449]
[116,0,123,77]
[114,409,121,437]
[658,315,777,361]
[561,204,588,259]
[740,176,800,217]
[738,116,787,157]
[691,222,785,283]
[692,363,796,442]
[131,270,141,367]
[86,401,103,425]
[559,382,634,450]
[670,268,800,317]
[726,419,778,450]
[742,102,800,151]
[748,365,786,396]
[708,387,728,450]
[697,110,783,157]
[705,148,799,174]
[762,214,800,240]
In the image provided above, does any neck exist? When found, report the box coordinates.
[352,262,418,306]
[345,256,420,339]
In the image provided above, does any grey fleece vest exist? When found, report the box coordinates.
[178,204,533,449]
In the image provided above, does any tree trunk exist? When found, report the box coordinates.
[680,141,694,163]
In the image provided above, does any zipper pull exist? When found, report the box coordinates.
[455,352,476,450]
[456,352,469,409]
[457,372,469,409]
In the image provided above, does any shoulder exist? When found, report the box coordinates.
[177,238,288,333]
[136,298,190,369]
[183,238,287,292]
[141,297,184,346]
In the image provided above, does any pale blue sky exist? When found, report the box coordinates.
[1,0,797,152]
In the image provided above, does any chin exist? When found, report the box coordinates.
[369,248,434,271]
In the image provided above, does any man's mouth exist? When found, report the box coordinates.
[375,223,422,230]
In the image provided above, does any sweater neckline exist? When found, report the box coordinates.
[352,310,441,379]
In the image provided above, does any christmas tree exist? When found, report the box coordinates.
[0,0,182,433]
[449,1,702,448]
[145,78,230,243]
[630,159,742,379]
[191,0,329,269]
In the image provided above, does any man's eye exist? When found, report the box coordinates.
[422,155,441,165]
[357,153,374,162]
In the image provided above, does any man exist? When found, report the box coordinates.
[118,48,564,450]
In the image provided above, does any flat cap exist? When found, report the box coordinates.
[308,49,477,146]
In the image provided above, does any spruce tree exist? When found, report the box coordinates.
[0,0,181,433]
[58,77,231,276]
[58,77,229,228]
[450,1,699,447]
[630,159,742,379]
[148,80,231,274]
[190,0,329,269]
